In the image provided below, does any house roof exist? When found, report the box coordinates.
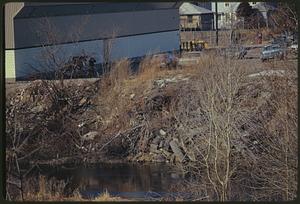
[179,2,213,15]
[15,2,182,19]
[252,2,276,12]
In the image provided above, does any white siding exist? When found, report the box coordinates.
[14,40,103,78]
[12,30,179,79]
[111,31,179,60]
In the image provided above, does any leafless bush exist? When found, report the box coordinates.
[169,56,247,201]
[242,63,297,201]
[5,78,104,200]
[168,53,297,201]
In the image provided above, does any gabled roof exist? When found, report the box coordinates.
[179,2,213,15]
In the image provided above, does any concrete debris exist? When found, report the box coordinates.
[81,131,98,141]
[159,129,167,136]
[161,149,171,157]
[31,105,44,113]
[158,141,164,149]
[247,70,285,78]
[6,59,292,167]
[169,140,185,162]
[152,136,161,145]
[149,144,159,153]
[79,97,88,106]
[153,76,190,88]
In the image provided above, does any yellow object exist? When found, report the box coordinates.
[194,40,207,49]
[180,40,208,51]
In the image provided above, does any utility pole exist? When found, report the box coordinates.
[215,2,219,46]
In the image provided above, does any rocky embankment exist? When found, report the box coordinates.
[6,67,296,167]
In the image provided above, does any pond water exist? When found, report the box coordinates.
[32,162,190,200]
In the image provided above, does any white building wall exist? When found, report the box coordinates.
[5,2,24,49]
[111,30,179,60]
[14,40,103,78]
[12,30,179,79]
[211,2,240,29]
[14,9,179,49]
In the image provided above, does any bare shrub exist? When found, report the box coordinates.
[168,56,248,201]
[243,64,297,201]
[170,52,297,201]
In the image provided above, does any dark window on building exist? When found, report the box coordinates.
[188,15,193,23]
[217,14,222,20]
[225,3,229,7]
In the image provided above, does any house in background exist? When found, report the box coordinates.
[194,2,240,29]
[251,2,277,28]
[179,2,214,31]
[5,2,182,80]
[194,2,276,30]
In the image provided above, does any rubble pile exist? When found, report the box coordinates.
[5,68,296,166]
[6,79,102,163]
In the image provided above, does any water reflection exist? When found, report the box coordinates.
[39,162,186,200]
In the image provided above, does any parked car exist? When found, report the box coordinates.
[260,44,285,62]
[288,42,298,55]
[290,42,298,52]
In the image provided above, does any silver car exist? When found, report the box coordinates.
[260,44,284,62]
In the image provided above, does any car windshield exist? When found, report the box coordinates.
[273,44,281,48]
[263,46,272,51]
[264,45,280,51]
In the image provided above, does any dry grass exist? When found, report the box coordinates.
[21,176,125,201]
[138,55,162,80]
[93,190,123,201]
[94,54,191,134]
[106,58,131,88]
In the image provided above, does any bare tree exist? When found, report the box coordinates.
[268,2,298,34]
[102,28,119,75]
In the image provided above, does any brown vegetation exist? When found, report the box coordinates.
[20,176,124,201]
[6,51,297,201]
